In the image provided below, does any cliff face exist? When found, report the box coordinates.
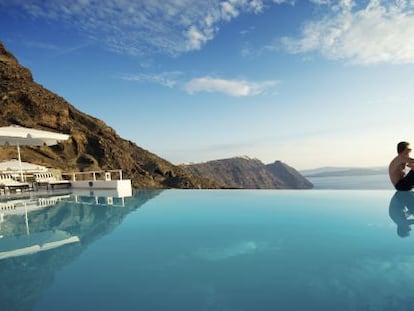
[183,157,313,189]
[0,41,217,188]
[266,160,313,189]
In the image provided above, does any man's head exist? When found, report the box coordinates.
[397,141,411,155]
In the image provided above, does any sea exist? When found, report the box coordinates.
[307,174,391,190]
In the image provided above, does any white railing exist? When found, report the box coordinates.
[62,169,124,182]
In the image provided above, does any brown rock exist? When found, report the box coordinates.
[0,40,218,189]
[183,157,313,189]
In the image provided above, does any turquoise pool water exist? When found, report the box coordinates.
[1,190,414,311]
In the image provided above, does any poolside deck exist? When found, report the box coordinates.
[1,166,132,195]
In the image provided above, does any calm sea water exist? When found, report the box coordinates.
[308,174,391,190]
[1,189,414,311]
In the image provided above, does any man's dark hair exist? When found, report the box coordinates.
[398,141,410,154]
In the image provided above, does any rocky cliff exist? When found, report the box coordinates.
[266,160,314,189]
[0,41,218,188]
[183,157,313,189]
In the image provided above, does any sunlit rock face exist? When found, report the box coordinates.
[183,157,313,189]
[0,41,218,189]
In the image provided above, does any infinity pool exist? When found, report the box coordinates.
[1,190,413,311]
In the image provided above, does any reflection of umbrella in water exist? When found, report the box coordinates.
[0,125,69,181]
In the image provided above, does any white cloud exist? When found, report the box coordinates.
[184,76,279,96]
[309,0,331,5]
[250,0,265,13]
[119,71,183,88]
[221,1,240,20]
[23,41,60,51]
[119,72,278,96]
[20,40,91,57]
[1,0,287,56]
[282,0,414,65]
[185,26,212,51]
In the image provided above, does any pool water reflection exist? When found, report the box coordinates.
[1,190,414,311]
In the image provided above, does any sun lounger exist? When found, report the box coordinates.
[0,173,30,192]
[34,172,71,190]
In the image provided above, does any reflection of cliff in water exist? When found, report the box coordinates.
[0,190,162,311]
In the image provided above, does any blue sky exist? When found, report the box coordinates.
[1,0,414,169]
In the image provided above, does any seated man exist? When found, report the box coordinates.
[389,142,414,191]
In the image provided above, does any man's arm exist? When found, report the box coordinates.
[407,158,414,168]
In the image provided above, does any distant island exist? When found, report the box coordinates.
[301,166,387,178]
[0,40,310,189]
[183,157,313,189]
[301,166,390,190]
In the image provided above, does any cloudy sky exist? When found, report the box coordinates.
[1,0,413,169]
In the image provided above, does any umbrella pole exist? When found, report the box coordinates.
[25,202,30,236]
[17,143,24,182]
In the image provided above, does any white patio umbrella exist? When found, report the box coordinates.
[0,125,69,181]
